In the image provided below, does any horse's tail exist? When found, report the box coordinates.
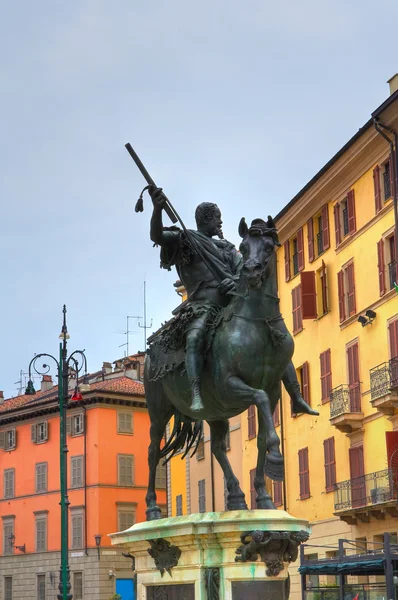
[160,410,203,463]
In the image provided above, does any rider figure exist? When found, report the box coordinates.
[150,187,318,417]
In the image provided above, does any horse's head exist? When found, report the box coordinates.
[238,216,281,289]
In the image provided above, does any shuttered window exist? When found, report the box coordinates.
[347,263,356,316]
[284,240,290,282]
[4,469,15,499]
[198,479,206,513]
[273,480,283,507]
[297,228,305,272]
[323,437,336,492]
[31,421,49,444]
[73,573,83,600]
[377,239,386,296]
[1,429,16,451]
[347,190,356,234]
[118,510,135,531]
[298,448,310,499]
[334,203,341,246]
[307,218,314,263]
[37,574,46,600]
[338,262,356,322]
[117,412,133,434]
[71,456,84,488]
[71,511,84,549]
[374,165,382,213]
[321,205,330,250]
[349,446,366,508]
[176,494,183,516]
[35,517,47,552]
[249,468,256,509]
[4,577,12,600]
[292,285,303,333]
[389,319,398,359]
[66,414,84,436]
[320,349,332,403]
[118,455,134,486]
[301,271,317,320]
[3,520,14,555]
[155,462,167,488]
[35,463,47,493]
[337,270,345,322]
[347,342,361,412]
[248,405,256,439]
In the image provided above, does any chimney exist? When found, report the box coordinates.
[41,375,53,392]
[0,391,4,405]
[388,74,398,96]
[102,362,112,375]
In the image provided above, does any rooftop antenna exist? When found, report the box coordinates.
[14,369,35,396]
[138,280,153,349]
[118,315,141,357]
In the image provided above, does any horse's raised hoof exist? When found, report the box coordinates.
[256,497,276,510]
[264,453,284,481]
[146,506,163,521]
[227,492,248,511]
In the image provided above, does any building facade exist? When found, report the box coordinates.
[0,357,166,600]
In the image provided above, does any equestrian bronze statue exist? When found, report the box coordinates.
[126,145,318,520]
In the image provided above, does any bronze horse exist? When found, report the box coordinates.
[144,217,293,520]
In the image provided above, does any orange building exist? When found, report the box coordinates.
[0,356,166,600]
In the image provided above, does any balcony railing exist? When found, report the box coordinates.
[370,357,398,401]
[334,468,398,511]
[330,384,361,418]
[388,260,397,289]
[317,231,323,256]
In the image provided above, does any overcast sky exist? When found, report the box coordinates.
[1,0,397,398]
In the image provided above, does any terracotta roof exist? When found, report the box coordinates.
[0,376,145,415]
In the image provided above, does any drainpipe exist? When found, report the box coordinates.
[210,431,215,512]
[83,405,88,556]
[373,119,398,267]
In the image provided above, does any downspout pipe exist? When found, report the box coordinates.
[83,404,88,556]
[373,119,398,267]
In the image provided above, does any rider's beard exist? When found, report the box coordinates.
[216,227,224,239]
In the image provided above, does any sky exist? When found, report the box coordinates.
[1,0,397,398]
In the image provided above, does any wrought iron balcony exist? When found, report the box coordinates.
[388,261,397,290]
[330,385,362,433]
[334,468,398,514]
[370,357,398,412]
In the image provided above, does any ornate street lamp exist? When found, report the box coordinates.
[26,305,87,600]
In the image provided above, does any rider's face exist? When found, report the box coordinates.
[208,207,223,236]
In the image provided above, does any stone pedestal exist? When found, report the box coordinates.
[109,510,310,600]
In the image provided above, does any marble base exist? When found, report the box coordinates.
[109,510,310,600]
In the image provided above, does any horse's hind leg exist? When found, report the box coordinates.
[209,420,248,510]
[145,393,173,521]
[225,376,284,482]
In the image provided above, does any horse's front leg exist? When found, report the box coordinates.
[255,409,276,509]
[225,376,284,482]
[209,420,248,511]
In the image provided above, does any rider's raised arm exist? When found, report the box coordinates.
[149,188,178,247]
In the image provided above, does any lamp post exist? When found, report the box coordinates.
[25,305,87,600]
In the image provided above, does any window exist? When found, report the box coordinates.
[0,429,17,451]
[117,412,133,434]
[247,405,256,439]
[273,480,283,507]
[176,494,183,516]
[377,233,397,295]
[320,349,332,403]
[324,438,336,492]
[347,342,361,412]
[308,205,330,262]
[4,469,14,499]
[71,510,84,550]
[292,285,303,333]
[249,469,256,509]
[196,433,205,460]
[35,515,47,552]
[337,261,356,322]
[298,362,310,407]
[73,572,83,600]
[198,479,206,513]
[118,505,136,531]
[37,574,45,600]
[3,519,14,555]
[36,463,47,493]
[284,229,304,281]
[334,190,356,246]
[383,160,392,201]
[4,577,12,600]
[155,463,166,489]
[67,414,84,436]
[118,455,134,486]
[298,448,310,499]
[316,261,328,316]
[71,456,84,488]
[31,422,48,444]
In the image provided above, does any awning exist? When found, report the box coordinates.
[299,559,385,575]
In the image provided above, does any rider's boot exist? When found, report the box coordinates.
[282,365,319,416]
[185,330,205,413]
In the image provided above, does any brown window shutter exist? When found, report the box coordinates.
[389,319,398,359]
[300,271,317,319]
[334,203,341,246]
[324,437,336,491]
[320,260,328,313]
[347,190,356,234]
[347,263,356,315]
[273,480,283,506]
[337,270,346,322]
[297,228,305,272]
[248,404,256,439]
[307,218,314,263]
[373,166,382,213]
[273,403,280,427]
[347,342,361,412]
[386,431,398,471]
[324,438,330,490]
[301,362,310,406]
[284,241,290,282]
[299,448,310,499]
[292,285,303,333]
[320,349,332,403]
[377,239,386,296]
[321,205,330,250]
